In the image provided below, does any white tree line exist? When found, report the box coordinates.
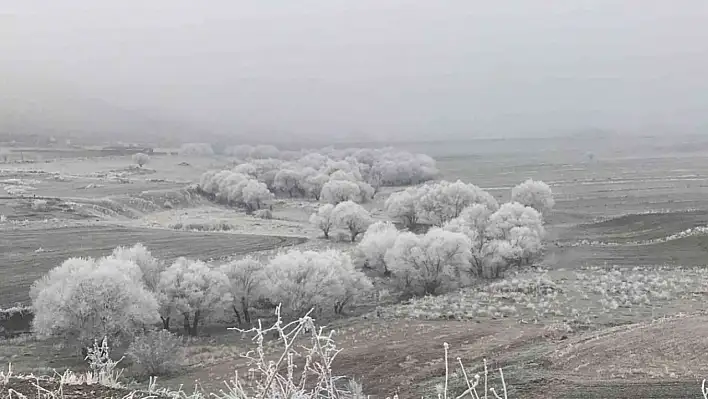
[29,176,553,353]
[346,179,553,295]
[192,146,438,211]
[30,243,370,346]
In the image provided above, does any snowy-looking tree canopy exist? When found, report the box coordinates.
[198,170,273,211]
[332,200,372,242]
[158,257,231,336]
[310,203,336,239]
[30,255,160,345]
[179,143,215,157]
[132,152,150,168]
[511,179,555,214]
[385,228,472,295]
[262,249,371,317]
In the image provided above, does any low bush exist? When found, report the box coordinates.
[127,329,184,377]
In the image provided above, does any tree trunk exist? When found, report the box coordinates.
[241,296,251,324]
[232,306,242,325]
[190,310,200,336]
[323,229,329,239]
[183,313,191,336]
[161,316,170,330]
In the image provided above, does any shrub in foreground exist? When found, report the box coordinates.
[30,256,160,347]
[127,329,184,377]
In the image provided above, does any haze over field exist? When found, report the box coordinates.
[3,1,708,143]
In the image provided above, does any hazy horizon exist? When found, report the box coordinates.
[3,1,708,143]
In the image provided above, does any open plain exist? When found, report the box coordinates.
[2,135,708,398]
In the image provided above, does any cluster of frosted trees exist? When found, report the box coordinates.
[198,170,274,211]
[309,201,372,241]
[351,179,554,295]
[198,146,439,210]
[30,244,370,346]
[384,179,553,228]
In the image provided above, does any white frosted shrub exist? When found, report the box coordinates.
[241,179,273,211]
[127,329,184,377]
[249,144,280,159]
[356,181,375,203]
[158,258,231,336]
[179,143,214,157]
[132,152,150,168]
[384,188,419,228]
[220,256,264,325]
[262,249,371,318]
[443,201,545,278]
[232,162,258,177]
[304,173,330,200]
[31,199,49,211]
[225,144,254,159]
[487,201,545,240]
[332,200,372,242]
[416,180,498,226]
[355,221,400,275]
[111,243,164,292]
[309,203,336,239]
[274,169,304,197]
[511,178,555,214]
[385,228,472,295]
[320,179,361,205]
[198,170,271,211]
[30,256,160,346]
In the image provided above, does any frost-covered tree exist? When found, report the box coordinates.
[158,258,231,336]
[250,144,280,159]
[296,152,329,169]
[110,243,164,293]
[242,179,273,211]
[486,201,545,240]
[220,256,264,325]
[132,152,150,168]
[225,144,254,159]
[304,173,330,200]
[444,202,545,278]
[232,162,258,177]
[198,170,271,211]
[30,256,160,346]
[356,181,375,203]
[332,200,372,242]
[416,180,498,226]
[309,204,336,239]
[262,249,371,317]
[179,143,215,157]
[385,228,472,295]
[274,169,304,197]
[320,180,361,205]
[370,151,439,186]
[355,221,400,275]
[384,188,419,229]
[511,179,555,215]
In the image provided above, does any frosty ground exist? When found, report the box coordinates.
[2,136,708,398]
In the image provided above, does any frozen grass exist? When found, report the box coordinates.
[568,225,708,247]
[376,266,708,328]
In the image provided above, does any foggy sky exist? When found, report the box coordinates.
[3,1,708,142]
